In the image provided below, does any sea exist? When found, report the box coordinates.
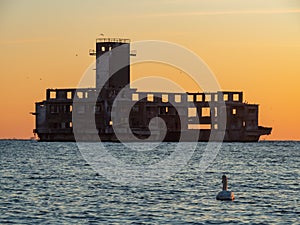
[0,140,299,224]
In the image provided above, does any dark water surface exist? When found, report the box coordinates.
[0,141,299,224]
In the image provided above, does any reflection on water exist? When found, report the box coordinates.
[0,141,299,224]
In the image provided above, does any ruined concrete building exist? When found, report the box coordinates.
[33,38,272,142]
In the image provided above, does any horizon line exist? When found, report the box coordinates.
[0,138,299,142]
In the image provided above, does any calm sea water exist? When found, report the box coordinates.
[0,140,299,224]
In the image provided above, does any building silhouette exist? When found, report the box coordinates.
[33,38,272,142]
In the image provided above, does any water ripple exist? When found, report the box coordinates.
[0,140,299,224]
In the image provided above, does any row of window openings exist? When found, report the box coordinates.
[50,91,124,100]
[50,91,97,100]
[49,105,248,117]
[143,106,213,117]
[132,93,240,102]
[50,105,107,114]
[50,91,241,102]
[232,108,256,115]
[50,122,72,129]
[49,105,213,117]
[50,92,73,99]
[157,107,252,116]
[49,121,250,130]
[188,121,250,130]
[189,108,255,117]
[189,107,211,117]
[163,107,248,117]
[109,119,181,129]
[110,120,213,130]
[50,105,72,113]
[101,46,113,52]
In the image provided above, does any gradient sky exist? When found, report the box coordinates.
[0,0,299,140]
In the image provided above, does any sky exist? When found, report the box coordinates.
[0,0,299,140]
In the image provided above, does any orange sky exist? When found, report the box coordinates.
[0,0,299,140]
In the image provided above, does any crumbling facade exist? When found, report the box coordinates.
[33,38,272,142]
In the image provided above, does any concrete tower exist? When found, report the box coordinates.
[90,38,130,90]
